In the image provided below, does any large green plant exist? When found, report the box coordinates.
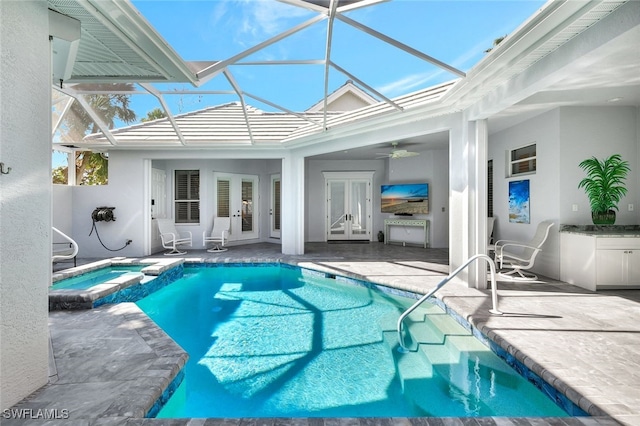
[578,154,630,213]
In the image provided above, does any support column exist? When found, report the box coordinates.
[448,115,489,289]
[448,115,470,280]
[281,153,305,255]
[473,119,490,289]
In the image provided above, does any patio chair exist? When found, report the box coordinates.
[487,217,496,253]
[494,220,554,280]
[157,219,192,255]
[203,217,230,252]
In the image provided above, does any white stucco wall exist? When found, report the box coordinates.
[386,148,450,248]
[52,185,74,236]
[489,109,561,279]
[0,1,51,408]
[305,159,386,243]
[63,152,283,257]
[489,106,639,280]
[559,106,639,225]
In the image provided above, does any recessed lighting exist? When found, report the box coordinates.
[607,97,623,103]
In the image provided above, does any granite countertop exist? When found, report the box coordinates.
[560,224,640,237]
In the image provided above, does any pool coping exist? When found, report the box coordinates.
[24,257,621,426]
[49,257,185,310]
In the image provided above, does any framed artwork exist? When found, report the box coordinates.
[509,179,530,223]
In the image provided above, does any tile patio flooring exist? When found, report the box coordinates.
[9,242,639,425]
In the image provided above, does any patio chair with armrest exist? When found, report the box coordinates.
[203,217,230,252]
[494,220,554,280]
[157,218,192,255]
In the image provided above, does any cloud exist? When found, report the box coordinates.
[237,0,311,39]
[377,71,445,97]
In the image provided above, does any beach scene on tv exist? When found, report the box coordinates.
[381,183,429,215]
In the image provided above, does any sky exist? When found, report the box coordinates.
[53,0,546,167]
[128,0,546,116]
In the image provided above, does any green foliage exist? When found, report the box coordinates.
[58,83,137,185]
[578,154,630,213]
[141,108,167,122]
[52,166,68,185]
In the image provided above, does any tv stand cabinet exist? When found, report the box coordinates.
[384,219,429,248]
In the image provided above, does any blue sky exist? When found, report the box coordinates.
[129,0,545,115]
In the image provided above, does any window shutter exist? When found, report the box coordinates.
[217,179,230,218]
[273,179,281,231]
[175,170,199,223]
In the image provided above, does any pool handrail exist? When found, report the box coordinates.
[52,226,79,264]
[396,254,502,353]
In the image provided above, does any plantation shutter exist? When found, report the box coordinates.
[217,179,230,218]
[175,170,200,223]
[241,180,254,232]
[273,179,281,231]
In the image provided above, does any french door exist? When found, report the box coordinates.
[323,171,373,241]
[214,173,259,241]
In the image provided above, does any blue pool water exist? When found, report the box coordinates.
[51,265,145,290]
[136,264,568,418]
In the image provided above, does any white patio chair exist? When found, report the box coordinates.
[487,217,496,254]
[494,220,554,280]
[203,217,230,252]
[157,219,192,255]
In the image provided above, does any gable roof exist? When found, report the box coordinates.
[306,80,378,112]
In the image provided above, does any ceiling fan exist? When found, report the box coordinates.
[376,142,420,159]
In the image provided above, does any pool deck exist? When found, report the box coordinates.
[8,242,638,425]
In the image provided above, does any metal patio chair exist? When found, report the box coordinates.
[494,220,554,280]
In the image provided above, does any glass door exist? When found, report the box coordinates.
[324,172,373,241]
[327,180,347,239]
[215,173,259,241]
[349,179,370,239]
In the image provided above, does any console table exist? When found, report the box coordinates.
[384,219,430,248]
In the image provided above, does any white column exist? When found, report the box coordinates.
[0,1,51,408]
[281,153,305,255]
[473,119,489,289]
[449,114,489,288]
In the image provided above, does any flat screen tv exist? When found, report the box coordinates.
[381,183,429,215]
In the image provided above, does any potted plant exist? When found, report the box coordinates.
[578,154,630,225]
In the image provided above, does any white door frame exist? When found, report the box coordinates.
[214,172,260,241]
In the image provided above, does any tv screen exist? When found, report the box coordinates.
[381,183,429,215]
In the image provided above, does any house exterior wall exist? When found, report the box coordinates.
[488,106,639,280]
[386,148,449,248]
[325,92,372,112]
[559,106,639,225]
[489,109,561,279]
[53,185,74,236]
[305,159,386,243]
[0,0,51,409]
[65,152,283,258]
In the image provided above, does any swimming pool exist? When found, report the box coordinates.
[137,264,568,418]
[50,265,146,290]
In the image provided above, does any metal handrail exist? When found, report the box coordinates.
[396,254,502,353]
[52,226,79,262]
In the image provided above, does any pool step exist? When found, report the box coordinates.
[380,308,522,416]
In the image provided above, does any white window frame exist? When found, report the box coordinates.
[506,143,536,177]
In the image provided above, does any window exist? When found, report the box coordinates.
[507,143,536,176]
[175,170,200,223]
